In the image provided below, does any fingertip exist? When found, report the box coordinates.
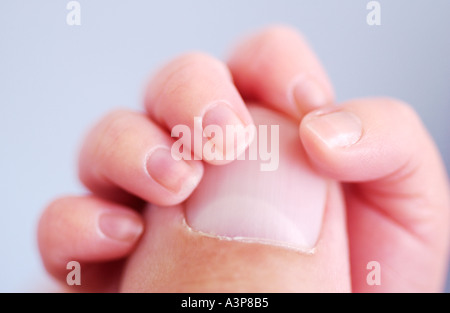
[299,107,356,178]
[299,98,430,182]
[38,196,144,278]
[228,24,334,119]
[143,52,255,166]
[78,110,205,207]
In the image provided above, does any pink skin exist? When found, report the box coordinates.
[38,26,450,292]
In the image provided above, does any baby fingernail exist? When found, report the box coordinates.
[99,212,143,242]
[202,102,253,161]
[146,147,201,193]
[292,76,332,112]
[304,111,362,148]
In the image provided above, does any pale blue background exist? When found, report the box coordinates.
[1,0,449,292]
